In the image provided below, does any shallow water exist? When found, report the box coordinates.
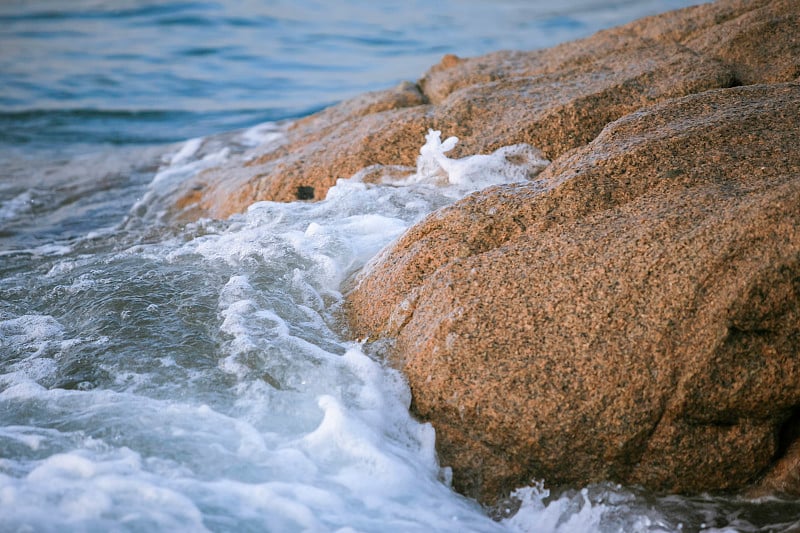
[2,1,800,531]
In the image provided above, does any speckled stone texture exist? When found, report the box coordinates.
[347,82,800,503]
[172,0,798,219]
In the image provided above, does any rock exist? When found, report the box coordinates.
[346,83,800,503]
[173,0,799,219]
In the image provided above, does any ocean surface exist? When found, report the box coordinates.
[2,1,800,531]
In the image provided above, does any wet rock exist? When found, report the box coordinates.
[175,0,798,219]
[346,83,800,503]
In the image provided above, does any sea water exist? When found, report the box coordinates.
[2,1,800,532]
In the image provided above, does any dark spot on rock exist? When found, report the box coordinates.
[726,74,743,88]
[296,186,315,200]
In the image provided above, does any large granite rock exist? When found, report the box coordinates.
[173,0,798,219]
[347,82,800,502]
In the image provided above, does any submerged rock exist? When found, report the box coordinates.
[174,0,798,220]
[348,82,800,503]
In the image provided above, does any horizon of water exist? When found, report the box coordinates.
[2,0,702,149]
[2,1,800,532]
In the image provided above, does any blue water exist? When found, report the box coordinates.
[4,1,800,532]
[1,0,699,148]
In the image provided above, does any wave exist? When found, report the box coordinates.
[0,3,219,23]
[0,106,326,147]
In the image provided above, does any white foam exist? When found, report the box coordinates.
[501,482,702,533]
[168,137,204,166]
[0,379,48,399]
[0,426,48,451]
[387,129,550,196]
[0,190,33,224]
[503,484,605,533]
[0,447,208,532]
[0,369,501,531]
[33,243,73,256]
[2,358,59,387]
[151,173,507,528]
[0,314,63,345]
[44,255,93,277]
[152,144,230,188]
[123,136,235,227]
[0,314,64,365]
[238,120,288,149]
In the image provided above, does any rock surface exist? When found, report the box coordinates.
[173,0,798,220]
[344,0,800,503]
[348,82,800,503]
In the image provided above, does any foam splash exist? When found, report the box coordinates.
[0,190,34,225]
[391,129,549,196]
[239,121,287,151]
[501,483,675,533]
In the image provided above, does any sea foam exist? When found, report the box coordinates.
[387,129,549,196]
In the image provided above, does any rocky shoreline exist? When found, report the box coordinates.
[178,0,800,505]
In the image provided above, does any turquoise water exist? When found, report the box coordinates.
[3,1,800,531]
